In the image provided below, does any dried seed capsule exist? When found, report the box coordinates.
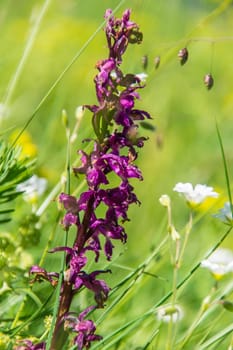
[141,55,148,69]
[204,73,214,90]
[222,300,233,312]
[178,47,188,65]
[156,133,163,149]
[154,56,160,69]
[140,121,156,131]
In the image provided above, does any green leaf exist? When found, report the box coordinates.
[0,140,35,223]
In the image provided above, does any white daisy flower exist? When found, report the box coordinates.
[16,175,47,204]
[201,248,233,280]
[214,202,233,225]
[156,304,183,323]
[173,182,218,207]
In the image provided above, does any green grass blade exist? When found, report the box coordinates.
[216,121,233,213]
[2,0,52,113]
[198,323,233,349]
[45,121,71,349]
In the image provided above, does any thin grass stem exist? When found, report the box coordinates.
[11,0,126,147]
[45,120,71,349]
[2,0,51,118]
[216,121,233,215]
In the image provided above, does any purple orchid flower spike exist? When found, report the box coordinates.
[22,8,151,350]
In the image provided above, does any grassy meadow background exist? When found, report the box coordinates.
[1,0,233,349]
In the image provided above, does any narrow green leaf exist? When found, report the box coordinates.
[198,323,233,349]
[0,208,14,214]
[216,122,233,214]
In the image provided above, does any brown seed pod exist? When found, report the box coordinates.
[154,56,160,69]
[204,73,214,90]
[178,47,188,65]
[141,55,148,69]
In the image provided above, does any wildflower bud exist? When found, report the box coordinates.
[204,73,214,90]
[62,109,69,128]
[169,224,180,241]
[141,55,148,69]
[178,47,188,65]
[154,56,160,69]
[61,174,67,186]
[44,315,52,331]
[201,295,211,312]
[75,105,85,121]
[71,106,85,143]
[159,194,171,207]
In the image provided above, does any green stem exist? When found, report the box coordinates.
[166,239,180,350]
[216,121,233,214]
[10,297,26,330]
[177,211,193,267]
[46,120,71,349]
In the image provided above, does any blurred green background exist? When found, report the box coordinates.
[1,0,233,348]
